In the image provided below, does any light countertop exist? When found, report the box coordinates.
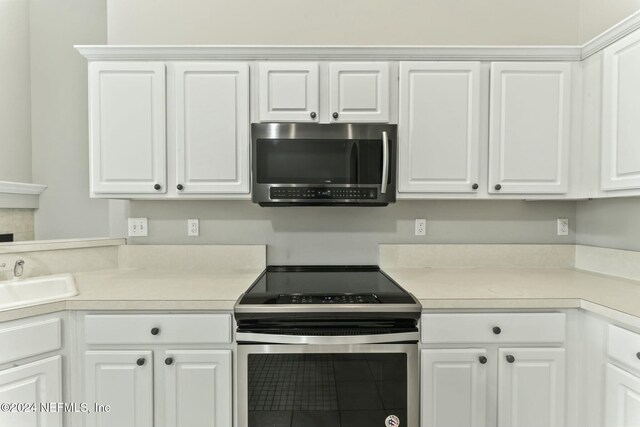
[2,267,640,328]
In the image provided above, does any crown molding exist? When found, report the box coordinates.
[582,10,640,59]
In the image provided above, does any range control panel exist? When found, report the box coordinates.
[270,187,378,200]
[276,294,380,304]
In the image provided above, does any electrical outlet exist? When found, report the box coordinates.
[415,219,426,236]
[188,219,199,237]
[128,218,148,237]
[557,218,569,236]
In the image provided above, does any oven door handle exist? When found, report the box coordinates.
[381,131,389,194]
[236,331,419,345]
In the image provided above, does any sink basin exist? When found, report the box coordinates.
[0,274,78,310]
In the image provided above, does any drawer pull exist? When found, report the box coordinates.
[506,355,515,363]
[493,326,501,335]
[136,358,146,366]
[151,327,160,336]
[479,356,487,364]
[165,357,174,366]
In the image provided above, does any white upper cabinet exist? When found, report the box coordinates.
[398,62,481,193]
[329,62,390,122]
[602,29,640,191]
[497,348,566,427]
[258,62,319,122]
[488,62,572,194]
[89,62,167,194]
[173,62,250,194]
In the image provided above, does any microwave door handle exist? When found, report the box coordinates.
[381,131,389,194]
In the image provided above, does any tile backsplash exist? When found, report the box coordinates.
[0,209,34,241]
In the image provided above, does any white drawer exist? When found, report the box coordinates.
[421,312,566,344]
[84,314,232,345]
[0,318,62,364]
[608,325,640,375]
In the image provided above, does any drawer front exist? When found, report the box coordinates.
[84,314,232,345]
[0,318,62,365]
[608,325,640,375]
[421,313,566,344]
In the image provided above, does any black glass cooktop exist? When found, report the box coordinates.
[238,266,415,305]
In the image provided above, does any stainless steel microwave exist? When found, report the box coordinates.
[251,123,397,206]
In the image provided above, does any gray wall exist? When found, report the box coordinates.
[576,198,640,251]
[129,200,576,264]
[30,0,111,240]
[0,0,32,183]
[579,0,640,43]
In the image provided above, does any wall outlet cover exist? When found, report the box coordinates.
[128,218,148,237]
[415,219,426,236]
[557,218,569,236]
[188,219,199,237]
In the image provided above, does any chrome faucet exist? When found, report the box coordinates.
[14,260,24,278]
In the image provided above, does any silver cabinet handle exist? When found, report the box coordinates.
[381,131,389,194]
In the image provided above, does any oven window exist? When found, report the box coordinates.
[247,353,407,427]
[255,139,383,184]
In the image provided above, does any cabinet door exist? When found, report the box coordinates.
[421,349,488,427]
[89,62,166,194]
[329,62,389,122]
[163,350,232,427]
[84,350,153,427]
[497,348,565,427]
[258,62,319,122]
[398,62,481,193]
[602,30,640,191]
[0,356,62,427]
[606,363,640,427]
[489,62,572,194]
[173,63,250,194]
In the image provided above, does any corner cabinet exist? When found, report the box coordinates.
[87,61,250,199]
[601,29,640,191]
[488,62,572,194]
[258,61,390,123]
[89,62,167,195]
[398,62,482,194]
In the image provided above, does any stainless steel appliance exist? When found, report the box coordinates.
[235,266,421,427]
[251,123,397,206]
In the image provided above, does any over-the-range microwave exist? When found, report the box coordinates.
[251,123,397,206]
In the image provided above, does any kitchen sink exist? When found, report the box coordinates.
[0,274,78,310]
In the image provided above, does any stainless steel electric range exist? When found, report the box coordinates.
[234,266,422,427]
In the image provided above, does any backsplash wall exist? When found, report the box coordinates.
[128,200,576,265]
[0,209,35,242]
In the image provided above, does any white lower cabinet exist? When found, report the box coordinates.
[605,363,640,427]
[497,348,566,427]
[421,349,488,427]
[0,356,63,427]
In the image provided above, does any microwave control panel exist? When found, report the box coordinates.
[270,187,378,200]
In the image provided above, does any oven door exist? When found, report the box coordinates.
[237,342,418,427]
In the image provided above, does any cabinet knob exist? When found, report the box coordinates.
[177,184,184,191]
[310,112,317,119]
[136,358,146,366]
[506,355,515,363]
[151,327,160,336]
[332,112,339,119]
[494,184,502,191]
[637,352,640,360]
[479,356,488,364]
[165,357,174,366]
[493,326,501,335]
[472,183,479,190]
[154,184,162,191]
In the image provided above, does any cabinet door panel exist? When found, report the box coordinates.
[497,348,565,427]
[258,62,319,122]
[0,356,62,427]
[489,62,571,194]
[174,63,250,193]
[421,349,488,427]
[329,62,389,122]
[606,363,640,427]
[84,350,153,427]
[399,62,481,193]
[89,62,166,194]
[602,29,640,190]
[164,350,232,427]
